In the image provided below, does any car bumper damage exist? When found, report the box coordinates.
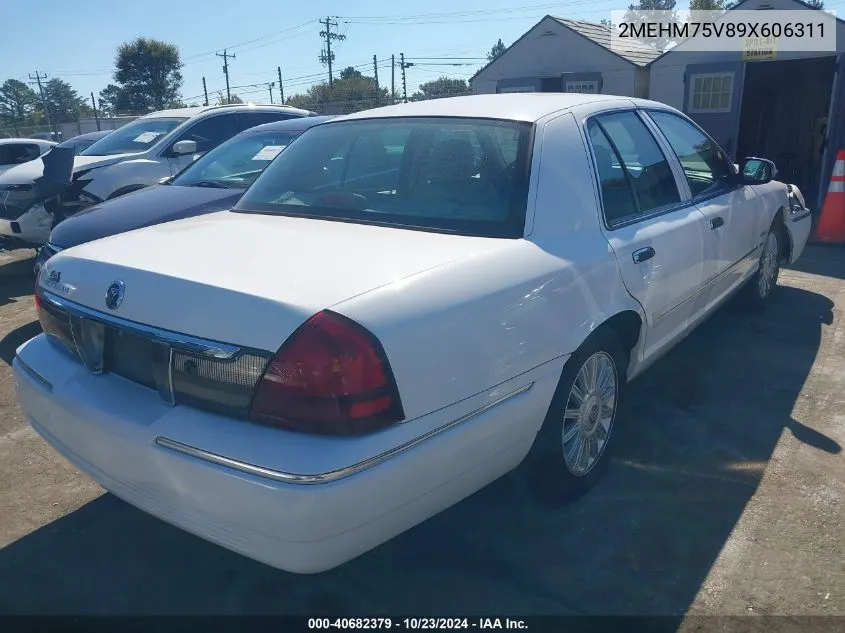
[785,184,812,265]
[14,334,561,573]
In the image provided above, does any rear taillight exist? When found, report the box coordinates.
[249,310,404,435]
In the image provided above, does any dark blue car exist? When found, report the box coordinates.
[34,116,333,275]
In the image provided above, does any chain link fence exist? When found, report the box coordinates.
[0,115,139,142]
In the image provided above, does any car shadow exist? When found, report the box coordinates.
[0,258,35,311]
[0,320,41,366]
[790,244,845,280]
[0,284,836,616]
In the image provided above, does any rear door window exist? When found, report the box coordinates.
[588,111,681,227]
[171,114,238,153]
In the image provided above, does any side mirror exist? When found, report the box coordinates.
[171,139,198,156]
[158,176,173,185]
[739,157,776,185]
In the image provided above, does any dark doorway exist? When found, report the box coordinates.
[540,77,562,92]
[737,56,836,208]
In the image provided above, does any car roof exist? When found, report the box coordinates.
[336,94,658,124]
[142,104,313,120]
[237,115,335,135]
[63,131,110,143]
[0,138,55,146]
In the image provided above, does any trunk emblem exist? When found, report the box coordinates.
[105,280,125,310]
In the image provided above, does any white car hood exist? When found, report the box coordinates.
[42,211,507,351]
[0,152,135,186]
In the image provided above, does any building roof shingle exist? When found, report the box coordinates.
[552,17,662,67]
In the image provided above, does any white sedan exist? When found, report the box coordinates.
[16,94,811,573]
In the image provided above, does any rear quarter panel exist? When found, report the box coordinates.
[335,111,644,423]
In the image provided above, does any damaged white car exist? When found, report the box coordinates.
[0,104,313,249]
[17,94,811,573]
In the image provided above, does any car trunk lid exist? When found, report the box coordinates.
[41,210,504,352]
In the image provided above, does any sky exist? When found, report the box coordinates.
[2,0,843,107]
[0,0,654,106]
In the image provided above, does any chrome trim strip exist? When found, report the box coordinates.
[15,356,53,392]
[790,210,812,223]
[40,289,244,360]
[653,246,758,324]
[155,382,535,485]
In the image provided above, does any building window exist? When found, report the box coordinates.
[688,73,733,113]
[566,81,599,94]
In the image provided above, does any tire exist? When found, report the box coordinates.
[742,224,781,310]
[525,328,628,504]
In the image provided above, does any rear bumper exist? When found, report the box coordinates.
[14,334,559,573]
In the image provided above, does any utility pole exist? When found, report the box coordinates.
[267,82,275,104]
[373,55,380,91]
[391,54,395,104]
[277,66,285,103]
[202,77,209,106]
[91,92,100,131]
[318,16,346,90]
[399,53,413,103]
[215,49,236,103]
[373,55,381,105]
[29,72,55,137]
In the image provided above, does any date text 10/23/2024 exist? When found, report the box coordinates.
[307,618,529,630]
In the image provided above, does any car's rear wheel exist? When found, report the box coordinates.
[742,225,781,309]
[526,328,628,503]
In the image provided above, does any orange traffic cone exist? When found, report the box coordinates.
[813,150,845,244]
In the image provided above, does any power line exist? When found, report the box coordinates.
[182,19,318,61]
[337,4,567,20]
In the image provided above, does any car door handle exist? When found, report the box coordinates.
[709,217,725,230]
[632,247,655,264]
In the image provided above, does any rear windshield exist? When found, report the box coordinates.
[80,118,186,156]
[172,129,301,189]
[233,117,533,238]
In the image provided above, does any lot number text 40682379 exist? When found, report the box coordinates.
[307,618,528,630]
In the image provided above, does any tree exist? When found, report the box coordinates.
[40,78,90,124]
[339,66,363,81]
[410,77,471,101]
[98,84,131,116]
[215,92,242,105]
[624,0,678,51]
[112,37,184,112]
[805,0,824,7]
[689,0,725,8]
[487,39,506,62]
[0,79,38,133]
[286,73,389,114]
